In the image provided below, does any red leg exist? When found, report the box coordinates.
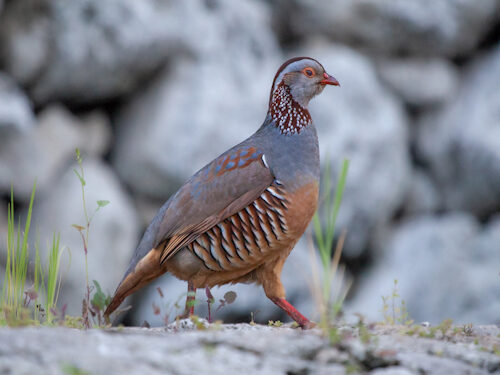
[271,297,315,329]
[205,287,214,323]
[186,281,196,316]
[177,281,196,319]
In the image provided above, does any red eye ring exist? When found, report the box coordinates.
[302,67,315,77]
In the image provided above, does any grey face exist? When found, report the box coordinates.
[272,58,337,107]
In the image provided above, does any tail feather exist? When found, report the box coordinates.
[104,248,165,317]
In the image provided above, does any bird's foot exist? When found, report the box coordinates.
[271,297,315,329]
[300,320,316,330]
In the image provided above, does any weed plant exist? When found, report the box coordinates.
[381,279,414,326]
[72,148,110,328]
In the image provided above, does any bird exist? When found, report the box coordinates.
[104,57,339,328]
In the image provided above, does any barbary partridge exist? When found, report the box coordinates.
[105,57,339,328]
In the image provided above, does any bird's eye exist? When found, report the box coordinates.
[302,67,315,77]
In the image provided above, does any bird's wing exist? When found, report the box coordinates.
[154,143,274,264]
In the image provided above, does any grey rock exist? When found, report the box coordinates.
[304,43,411,258]
[0,324,499,375]
[347,213,500,325]
[370,368,416,375]
[373,325,500,373]
[377,58,459,107]
[0,326,324,375]
[403,168,441,215]
[0,105,112,201]
[416,45,500,216]
[30,158,139,315]
[132,195,166,229]
[0,0,178,105]
[0,72,35,132]
[0,0,275,106]
[112,0,279,199]
[272,0,500,57]
[395,353,488,375]
[79,111,113,157]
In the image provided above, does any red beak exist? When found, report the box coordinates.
[320,72,340,86]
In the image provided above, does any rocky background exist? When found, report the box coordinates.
[0,0,499,327]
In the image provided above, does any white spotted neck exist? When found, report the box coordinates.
[269,82,312,135]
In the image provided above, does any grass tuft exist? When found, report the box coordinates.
[311,158,350,332]
[1,183,36,322]
[1,182,68,326]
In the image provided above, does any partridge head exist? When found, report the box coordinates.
[270,57,339,134]
[105,57,339,328]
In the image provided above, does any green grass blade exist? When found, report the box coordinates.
[21,181,36,261]
[312,213,327,266]
[325,159,349,253]
[1,182,36,321]
[46,233,61,323]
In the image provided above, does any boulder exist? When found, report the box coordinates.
[1,324,500,375]
[0,72,35,133]
[0,0,275,106]
[376,58,459,108]
[272,0,500,57]
[112,0,279,199]
[347,213,500,324]
[416,45,500,216]
[304,43,411,258]
[29,159,140,316]
[0,105,112,201]
[0,0,175,105]
[402,168,441,215]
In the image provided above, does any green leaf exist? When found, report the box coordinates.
[91,280,111,310]
[96,200,110,208]
[73,169,86,187]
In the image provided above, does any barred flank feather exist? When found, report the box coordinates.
[186,182,289,271]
